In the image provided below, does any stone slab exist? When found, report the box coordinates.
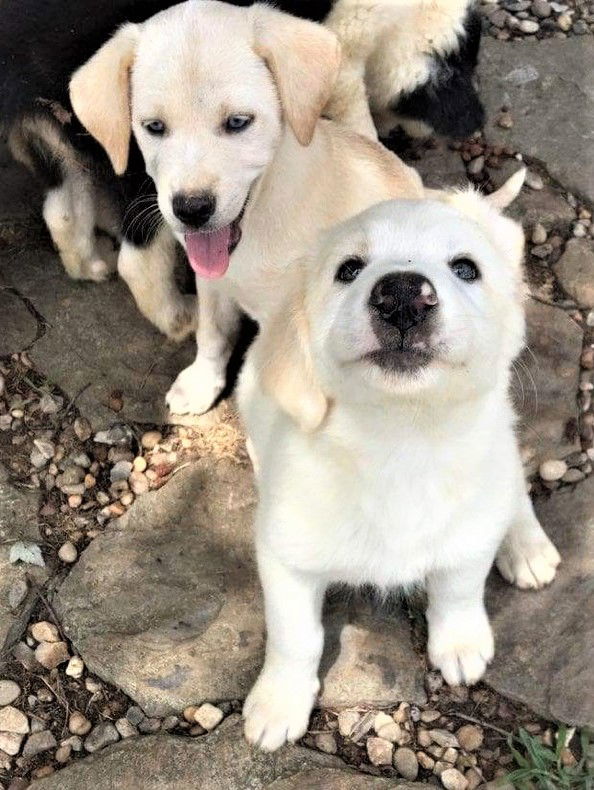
[55,460,425,717]
[479,38,594,202]
[515,299,582,469]
[486,476,594,729]
[31,715,423,790]
[0,244,195,429]
[0,465,46,655]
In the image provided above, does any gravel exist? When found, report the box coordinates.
[58,541,78,563]
[30,621,59,643]
[193,703,224,731]
[539,458,569,481]
[456,724,484,751]
[338,709,360,737]
[68,712,92,736]
[441,767,469,790]
[34,641,70,669]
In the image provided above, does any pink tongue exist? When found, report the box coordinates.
[185,227,231,279]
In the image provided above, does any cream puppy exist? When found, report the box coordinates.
[238,171,561,752]
[69,1,425,414]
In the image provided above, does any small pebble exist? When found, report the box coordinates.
[141,430,163,450]
[22,730,57,757]
[394,746,419,780]
[467,155,485,175]
[519,19,540,32]
[531,0,551,16]
[0,706,29,735]
[418,751,435,770]
[85,678,102,694]
[84,722,119,753]
[68,494,83,509]
[0,732,24,756]
[557,11,572,29]
[58,541,78,563]
[441,767,469,790]
[456,724,484,752]
[0,680,21,706]
[129,471,149,495]
[35,640,70,669]
[539,459,568,481]
[531,243,553,259]
[74,417,92,441]
[315,732,337,754]
[138,717,161,734]
[194,703,223,731]
[497,112,514,129]
[562,468,585,483]
[65,656,84,678]
[8,580,29,610]
[110,460,133,483]
[116,718,138,738]
[183,705,198,723]
[430,729,460,748]
[30,621,59,643]
[367,736,394,766]
[337,709,360,737]
[55,744,72,763]
[132,456,147,473]
[69,711,92,736]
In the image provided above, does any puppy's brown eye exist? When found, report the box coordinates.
[143,120,166,136]
[224,114,254,133]
[450,257,480,282]
[335,257,366,284]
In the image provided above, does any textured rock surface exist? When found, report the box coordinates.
[0,465,45,654]
[515,299,582,469]
[479,38,594,202]
[486,476,594,728]
[55,460,425,716]
[554,239,594,308]
[30,715,424,790]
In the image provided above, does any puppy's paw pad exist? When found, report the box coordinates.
[429,618,494,687]
[243,675,316,752]
[496,536,561,590]
[166,362,224,416]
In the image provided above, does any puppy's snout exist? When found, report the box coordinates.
[369,272,438,334]
[172,192,216,228]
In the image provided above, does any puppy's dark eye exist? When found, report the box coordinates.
[224,114,254,133]
[143,120,166,136]
[450,257,480,282]
[335,256,366,284]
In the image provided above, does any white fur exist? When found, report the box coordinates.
[238,191,561,751]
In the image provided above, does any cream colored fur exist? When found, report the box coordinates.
[238,172,561,751]
[324,0,474,138]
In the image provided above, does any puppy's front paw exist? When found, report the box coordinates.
[243,671,318,752]
[428,612,494,686]
[496,531,560,590]
[166,358,225,416]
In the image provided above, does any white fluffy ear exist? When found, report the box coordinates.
[253,272,329,432]
[486,168,526,209]
[253,6,341,146]
[69,24,139,175]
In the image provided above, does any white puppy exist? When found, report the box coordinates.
[238,171,561,752]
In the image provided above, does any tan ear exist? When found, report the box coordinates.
[253,6,341,146]
[69,24,139,175]
[486,167,526,210]
[253,275,329,432]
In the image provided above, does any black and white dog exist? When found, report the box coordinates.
[1,0,483,342]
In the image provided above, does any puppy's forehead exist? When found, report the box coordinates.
[134,1,261,90]
[361,200,489,261]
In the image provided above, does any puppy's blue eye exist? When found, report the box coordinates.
[450,257,480,282]
[225,114,254,133]
[335,257,366,284]
[143,120,166,136]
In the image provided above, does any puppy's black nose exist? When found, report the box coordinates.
[172,192,216,228]
[369,272,438,334]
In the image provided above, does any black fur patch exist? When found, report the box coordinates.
[390,9,485,139]
[24,132,64,188]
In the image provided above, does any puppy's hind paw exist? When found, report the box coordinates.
[243,672,317,752]
[496,531,560,590]
[428,614,494,687]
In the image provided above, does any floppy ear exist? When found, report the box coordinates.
[253,7,341,146]
[486,167,526,209]
[69,24,139,175]
[252,273,329,432]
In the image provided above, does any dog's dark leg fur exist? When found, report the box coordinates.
[390,9,485,140]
